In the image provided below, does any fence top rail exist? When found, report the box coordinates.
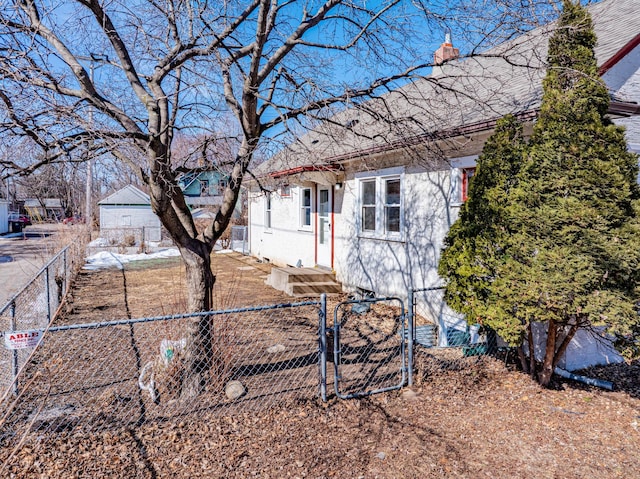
[411,287,445,293]
[338,296,404,306]
[29,299,322,333]
[100,226,160,230]
[0,243,74,317]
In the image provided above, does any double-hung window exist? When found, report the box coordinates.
[384,178,401,233]
[358,169,403,239]
[265,193,272,230]
[361,180,376,232]
[300,188,312,228]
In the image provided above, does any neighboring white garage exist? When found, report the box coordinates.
[98,185,162,243]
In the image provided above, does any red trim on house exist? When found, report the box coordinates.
[265,111,540,179]
[461,167,476,202]
[599,33,640,76]
[267,40,640,182]
[269,164,342,179]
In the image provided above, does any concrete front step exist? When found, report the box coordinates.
[288,281,343,296]
[267,266,342,297]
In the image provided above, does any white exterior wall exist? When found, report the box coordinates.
[0,201,8,234]
[529,323,623,371]
[247,47,640,370]
[99,205,160,230]
[334,166,456,297]
[249,152,630,370]
[248,187,316,267]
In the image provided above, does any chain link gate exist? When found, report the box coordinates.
[320,296,412,399]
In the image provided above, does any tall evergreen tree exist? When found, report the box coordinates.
[439,0,640,387]
[438,115,527,346]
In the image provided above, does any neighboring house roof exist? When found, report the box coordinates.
[98,185,151,206]
[257,0,640,177]
[177,169,223,191]
[23,198,63,209]
[177,171,201,191]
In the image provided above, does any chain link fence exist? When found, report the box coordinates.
[230,225,248,254]
[0,240,86,395]
[98,226,164,247]
[329,297,409,399]
[0,300,326,473]
[409,287,503,367]
[0,252,509,476]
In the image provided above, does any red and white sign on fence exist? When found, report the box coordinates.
[4,330,43,350]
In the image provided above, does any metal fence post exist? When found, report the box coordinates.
[63,247,68,295]
[243,226,248,254]
[319,293,327,402]
[45,264,51,324]
[407,289,414,387]
[10,301,18,396]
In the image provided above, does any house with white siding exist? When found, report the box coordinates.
[247,0,640,370]
[98,185,162,243]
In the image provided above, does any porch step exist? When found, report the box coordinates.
[266,267,343,297]
[288,281,343,295]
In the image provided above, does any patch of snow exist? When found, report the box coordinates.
[83,248,181,270]
[215,249,234,254]
[87,237,111,247]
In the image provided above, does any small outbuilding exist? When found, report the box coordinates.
[98,185,162,243]
[23,198,64,222]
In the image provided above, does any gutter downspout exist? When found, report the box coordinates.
[554,367,614,391]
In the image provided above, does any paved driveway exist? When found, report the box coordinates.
[0,224,71,307]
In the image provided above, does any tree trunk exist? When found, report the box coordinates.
[517,345,529,374]
[552,323,579,370]
[179,242,216,399]
[538,319,557,387]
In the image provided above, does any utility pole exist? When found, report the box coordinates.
[77,54,109,239]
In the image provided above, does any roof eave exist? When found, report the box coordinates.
[264,96,640,180]
[264,110,539,178]
[268,164,343,180]
[607,100,640,117]
[599,32,640,76]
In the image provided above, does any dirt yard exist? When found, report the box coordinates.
[1,251,639,478]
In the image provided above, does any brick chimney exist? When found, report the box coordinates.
[434,33,459,65]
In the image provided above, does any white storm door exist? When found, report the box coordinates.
[316,187,332,267]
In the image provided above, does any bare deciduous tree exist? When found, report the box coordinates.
[0,0,548,396]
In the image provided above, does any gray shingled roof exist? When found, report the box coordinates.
[23,198,63,208]
[257,0,640,177]
[98,184,151,206]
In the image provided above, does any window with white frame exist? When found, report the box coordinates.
[358,170,403,238]
[361,180,376,232]
[300,187,312,228]
[265,193,272,230]
[384,178,401,232]
[280,184,291,197]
